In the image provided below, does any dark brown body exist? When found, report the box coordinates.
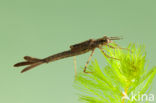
[43,39,104,63]
[14,36,121,73]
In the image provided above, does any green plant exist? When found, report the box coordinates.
[74,44,156,103]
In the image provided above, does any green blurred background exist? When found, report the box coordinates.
[0,0,155,103]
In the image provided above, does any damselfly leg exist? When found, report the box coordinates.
[99,46,120,60]
[110,42,132,52]
[83,49,95,73]
[73,56,77,79]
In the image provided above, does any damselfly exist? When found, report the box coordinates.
[14,36,128,73]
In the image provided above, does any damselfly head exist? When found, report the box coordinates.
[101,36,122,44]
[99,36,111,44]
[98,36,122,45]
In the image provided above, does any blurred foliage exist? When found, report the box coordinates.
[74,43,156,103]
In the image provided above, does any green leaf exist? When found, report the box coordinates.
[74,43,156,103]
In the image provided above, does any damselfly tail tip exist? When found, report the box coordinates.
[21,67,31,73]
[14,62,25,67]
[20,62,43,73]
[24,56,41,62]
[21,69,26,73]
[13,61,33,67]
